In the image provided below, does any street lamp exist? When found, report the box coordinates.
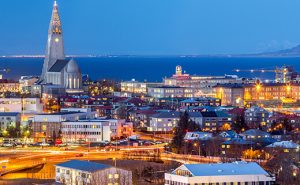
[256,83,261,91]
[194,142,200,157]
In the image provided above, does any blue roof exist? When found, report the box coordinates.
[223,138,254,145]
[180,99,199,103]
[183,162,268,176]
[220,130,238,138]
[56,160,111,172]
[0,112,20,116]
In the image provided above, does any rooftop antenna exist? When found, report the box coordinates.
[54,0,57,6]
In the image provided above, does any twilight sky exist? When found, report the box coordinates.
[0,0,300,55]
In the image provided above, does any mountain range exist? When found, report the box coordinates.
[250,44,300,57]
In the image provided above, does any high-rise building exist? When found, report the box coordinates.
[38,1,82,93]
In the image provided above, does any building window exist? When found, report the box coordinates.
[108,174,113,179]
[114,174,119,179]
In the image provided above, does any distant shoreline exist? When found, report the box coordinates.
[1,55,300,59]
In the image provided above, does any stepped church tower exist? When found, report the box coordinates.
[39,1,82,93]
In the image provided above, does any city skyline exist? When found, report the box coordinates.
[0,1,299,184]
[1,0,300,56]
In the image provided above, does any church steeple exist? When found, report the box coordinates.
[50,1,62,36]
[40,0,65,82]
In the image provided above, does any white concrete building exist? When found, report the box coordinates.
[148,112,203,132]
[121,79,147,94]
[164,66,241,97]
[148,112,180,132]
[0,98,43,114]
[56,160,132,185]
[32,111,96,142]
[0,112,21,130]
[165,162,275,185]
[61,119,131,142]
[121,79,161,94]
[147,86,196,98]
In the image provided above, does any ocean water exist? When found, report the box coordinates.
[0,56,300,82]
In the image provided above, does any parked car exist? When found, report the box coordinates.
[2,143,14,147]
[57,143,67,147]
[40,142,50,147]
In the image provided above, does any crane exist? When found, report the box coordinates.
[233,65,298,83]
[233,68,275,73]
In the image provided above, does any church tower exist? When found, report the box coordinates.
[40,1,65,83]
[36,0,83,94]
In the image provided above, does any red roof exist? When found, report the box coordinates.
[228,108,245,115]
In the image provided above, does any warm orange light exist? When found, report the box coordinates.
[256,84,261,91]
[286,85,291,92]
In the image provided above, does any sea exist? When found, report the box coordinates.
[1,56,300,82]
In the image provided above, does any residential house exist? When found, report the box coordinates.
[245,106,270,129]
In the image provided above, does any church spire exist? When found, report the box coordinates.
[40,0,65,82]
[50,0,62,35]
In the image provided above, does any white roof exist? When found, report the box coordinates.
[179,162,269,176]
[266,141,300,149]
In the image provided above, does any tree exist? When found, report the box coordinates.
[21,125,32,138]
[171,111,200,153]
[58,129,62,139]
[232,113,248,132]
[171,112,189,153]
[52,130,57,142]
[265,151,300,185]
[5,125,20,138]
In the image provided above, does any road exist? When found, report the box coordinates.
[0,145,265,177]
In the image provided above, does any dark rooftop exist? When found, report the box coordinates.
[0,112,20,117]
[213,83,244,88]
[37,111,83,116]
[48,59,69,72]
[201,111,218,117]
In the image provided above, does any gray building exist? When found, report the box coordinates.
[245,106,270,128]
[38,1,82,93]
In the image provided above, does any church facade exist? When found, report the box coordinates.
[39,1,82,93]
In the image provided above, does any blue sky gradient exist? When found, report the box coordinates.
[1,0,300,55]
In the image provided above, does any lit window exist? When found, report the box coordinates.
[108,174,113,179]
[114,174,119,179]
